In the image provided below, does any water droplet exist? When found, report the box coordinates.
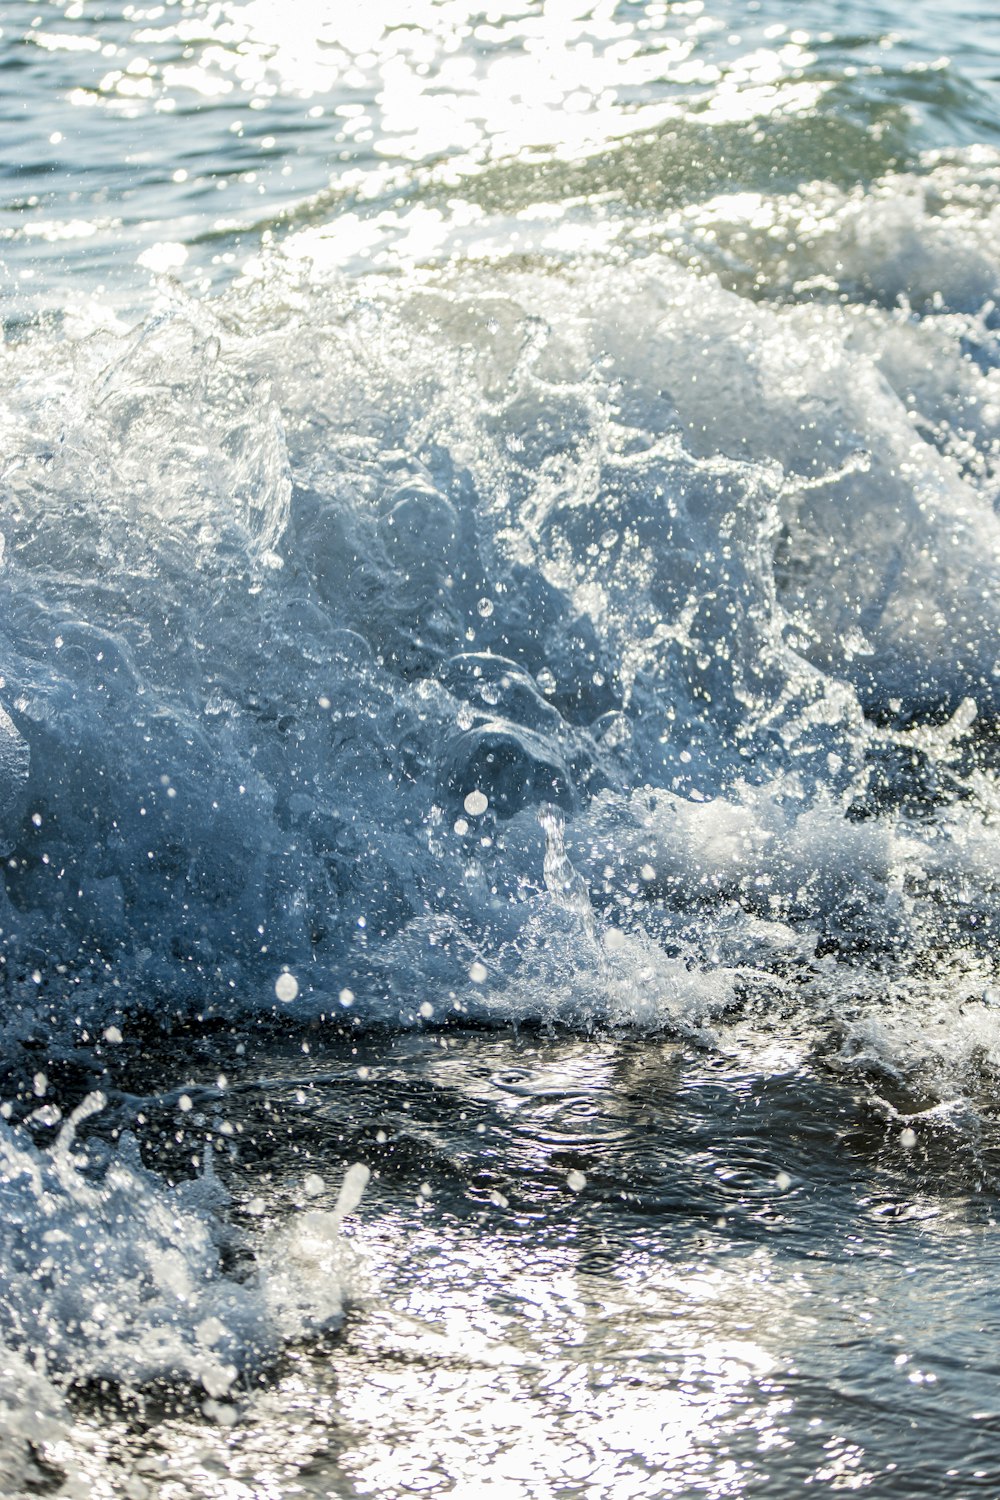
[196,1316,225,1348]
[477,597,494,618]
[567,1170,587,1192]
[464,790,488,816]
[469,961,488,984]
[275,971,299,1003]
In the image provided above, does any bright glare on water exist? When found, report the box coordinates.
[2,0,1000,1496]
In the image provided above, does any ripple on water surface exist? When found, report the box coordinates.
[10,1030,995,1498]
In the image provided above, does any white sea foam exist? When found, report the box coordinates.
[0,1092,366,1455]
[2,160,999,1052]
[0,163,998,1046]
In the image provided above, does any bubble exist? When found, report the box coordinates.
[469,961,488,984]
[464,790,488,816]
[567,1170,587,1192]
[275,971,299,1003]
[477,597,494,618]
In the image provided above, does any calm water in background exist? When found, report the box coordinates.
[3,1,1000,1496]
[3,0,1000,308]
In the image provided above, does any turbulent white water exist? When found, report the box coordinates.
[3,1,1000,1488]
[4,163,1000,1037]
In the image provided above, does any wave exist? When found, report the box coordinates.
[1,155,998,1045]
[0,149,999,1447]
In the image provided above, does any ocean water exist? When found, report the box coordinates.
[3,0,1000,1493]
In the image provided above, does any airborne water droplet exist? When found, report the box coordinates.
[275,971,299,1003]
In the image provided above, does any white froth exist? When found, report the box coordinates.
[2,160,1000,1056]
[0,1112,366,1423]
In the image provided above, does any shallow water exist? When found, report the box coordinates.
[3,0,1000,1494]
[21,1028,1000,1498]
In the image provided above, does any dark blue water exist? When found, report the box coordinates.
[3,2,1000,1495]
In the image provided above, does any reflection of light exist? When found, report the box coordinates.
[329,1219,789,1499]
[137,241,189,274]
[64,0,829,179]
[700,78,830,125]
[28,30,102,53]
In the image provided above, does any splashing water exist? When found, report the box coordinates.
[3,0,1000,1493]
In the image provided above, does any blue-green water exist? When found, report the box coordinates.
[3,1,1000,1495]
[4,0,1000,307]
